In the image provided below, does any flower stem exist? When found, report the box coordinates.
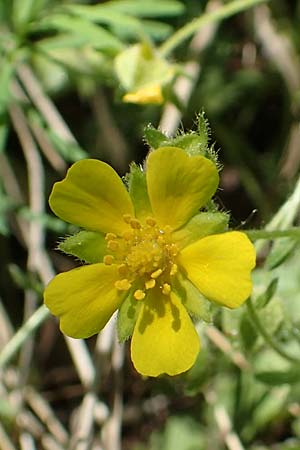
[244,227,300,241]
[246,297,300,364]
[0,305,49,369]
[159,0,268,57]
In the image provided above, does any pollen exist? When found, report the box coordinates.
[134,289,146,300]
[162,283,171,295]
[103,255,114,265]
[170,264,178,276]
[115,279,131,291]
[151,268,163,279]
[145,279,156,290]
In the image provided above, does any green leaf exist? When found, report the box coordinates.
[127,163,152,219]
[172,212,229,249]
[240,314,257,351]
[35,14,124,52]
[0,59,13,114]
[105,0,185,18]
[117,294,141,342]
[12,0,43,30]
[58,231,107,264]
[0,122,8,154]
[174,272,212,322]
[144,125,168,149]
[255,278,278,309]
[255,366,300,386]
[266,237,298,270]
[47,131,88,162]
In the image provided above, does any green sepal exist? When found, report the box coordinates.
[173,211,229,249]
[58,230,107,264]
[173,272,212,323]
[143,124,168,149]
[126,162,152,219]
[117,293,141,342]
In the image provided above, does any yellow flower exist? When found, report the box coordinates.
[44,147,256,377]
[123,85,164,105]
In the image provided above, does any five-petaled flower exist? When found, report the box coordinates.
[44,147,256,377]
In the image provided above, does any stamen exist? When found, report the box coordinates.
[118,264,128,276]
[130,219,141,229]
[145,279,156,290]
[105,232,117,241]
[134,289,146,300]
[151,268,163,279]
[123,214,132,224]
[115,279,131,291]
[103,255,114,265]
[107,240,119,251]
[122,230,133,241]
[162,283,171,295]
[146,217,156,227]
[170,264,178,276]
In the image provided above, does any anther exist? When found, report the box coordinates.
[103,255,114,265]
[105,232,117,241]
[107,240,119,251]
[162,283,171,295]
[170,264,178,276]
[118,264,128,276]
[122,230,133,241]
[123,214,132,224]
[145,279,156,290]
[130,218,141,229]
[151,268,163,279]
[146,217,156,227]
[114,279,131,291]
[134,289,146,300]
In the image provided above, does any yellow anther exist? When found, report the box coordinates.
[130,219,141,229]
[123,214,132,224]
[170,264,178,276]
[107,240,119,251]
[122,230,134,241]
[145,279,156,290]
[134,289,146,300]
[151,268,163,279]
[164,225,172,234]
[114,279,131,291]
[103,255,114,265]
[146,217,156,227]
[118,264,128,276]
[105,232,117,241]
[162,283,171,295]
[169,243,179,257]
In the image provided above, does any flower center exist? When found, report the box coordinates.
[103,215,179,300]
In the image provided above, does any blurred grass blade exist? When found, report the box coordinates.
[34,14,124,52]
[105,0,185,17]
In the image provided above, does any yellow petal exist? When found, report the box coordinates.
[44,264,125,338]
[49,159,134,235]
[146,147,219,230]
[123,85,163,104]
[131,289,200,376]
[178,231,256,308]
